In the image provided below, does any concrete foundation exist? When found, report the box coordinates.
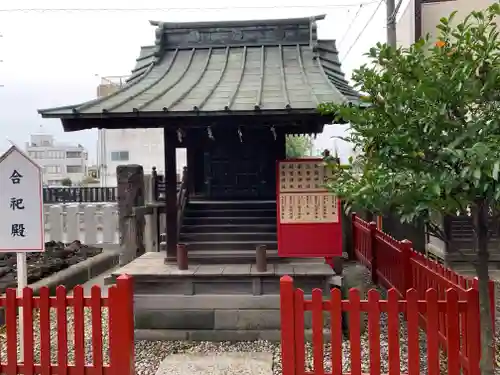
[109,252,336,341]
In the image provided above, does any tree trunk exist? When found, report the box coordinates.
[473,199,495,375]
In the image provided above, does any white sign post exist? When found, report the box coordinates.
[0,145,44,360]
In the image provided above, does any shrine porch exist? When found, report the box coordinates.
[105,252,337,341]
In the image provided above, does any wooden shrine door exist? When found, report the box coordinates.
[203,131,276,199]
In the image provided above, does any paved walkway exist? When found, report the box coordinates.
[154,353,273,375]
[69,266,119,297]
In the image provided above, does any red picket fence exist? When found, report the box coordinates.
[352,213,495,362]
[280,275,482,375]
[0,274,134,375]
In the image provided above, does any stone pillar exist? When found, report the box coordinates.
[117,164,145,266]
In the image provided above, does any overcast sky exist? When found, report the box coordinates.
[0,0,403,163]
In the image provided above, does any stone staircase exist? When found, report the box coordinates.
[179,199,280,263]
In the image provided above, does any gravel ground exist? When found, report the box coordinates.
[0,288,432,375]
[0,279,497,375]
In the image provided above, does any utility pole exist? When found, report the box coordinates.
[386,0,397,47]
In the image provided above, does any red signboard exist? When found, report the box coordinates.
[276,158,342,258]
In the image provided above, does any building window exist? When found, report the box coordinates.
[66,151,82,158]
[29,151,45,159]
[111,151,129,161]
[44,165,62,174]
[47,150,64,159]
[66,165,83,173]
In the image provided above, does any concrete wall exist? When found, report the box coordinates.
[422,0,499,42]
[396,0,498,47]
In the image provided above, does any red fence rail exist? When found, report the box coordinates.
[280,275,481,375]
[0,274,134,375]
[352,213,495,362]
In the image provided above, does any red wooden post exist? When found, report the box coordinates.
[488,280,495,334]
[406,289,420,375]
[90,286,104,373]
[280,276,296,375]
[22,287,35,375]
[5,289,17,375]
[117,274,135,375]
[330,288,343,375]
[56,286,69,375]
[311,289,324,375]
[73,285,85,374]
[445,289,460,375]
[348,289,362,375]
[466,288,481,375]
[400,240,414,293]
[387,289,401,374]
[488,280,496,365]
[367,290,381,375]
[369,221,378,284]
[425,289,440,375]
[351,212,357,260]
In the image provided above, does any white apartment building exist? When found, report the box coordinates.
[96,77,186,187]
[396,0,498,48]
[25,133,88,186]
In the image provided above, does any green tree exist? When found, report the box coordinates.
[286,135,313,158]
[319,4,500,374]
[61,177,72,187]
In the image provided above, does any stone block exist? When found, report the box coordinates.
[214,310,281,330]
[134,309,215,330]
[134,294,281,310]
[134,329,188,341]
[188,330,261,342]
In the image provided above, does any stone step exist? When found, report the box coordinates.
[182,224,277,234]
[188,200,276,211]
[183,240,278,251]
[184,208,276,218]
[183,249,281,264]
[183,216,276,226]
[180,232,277,242]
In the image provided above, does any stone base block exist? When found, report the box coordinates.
[135,328,331,342]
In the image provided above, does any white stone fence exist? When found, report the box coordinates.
[44,203,119,248]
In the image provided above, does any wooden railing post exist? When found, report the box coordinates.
[351,212,357,261]
[401,240,414,293]
[115,275,135,375]
[488,280,495,334]
[466,287,481,375]
[280,276,296,375]
[369,221,378,285]
[489,279,496,361]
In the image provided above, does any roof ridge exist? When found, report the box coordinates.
[149,15,325,30]
[149,15,323,52]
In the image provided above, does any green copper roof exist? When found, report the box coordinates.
[38,16,358,120]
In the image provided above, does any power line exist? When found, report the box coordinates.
[390,0,405,22]
[0,2,379,13]
[340,0,384,62]
[338,4,364,49]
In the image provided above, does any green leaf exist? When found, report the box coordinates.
[473,168,482,181]
[493,162,500,181]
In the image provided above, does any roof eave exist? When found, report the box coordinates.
[41,108,325,120]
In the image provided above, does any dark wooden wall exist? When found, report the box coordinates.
[444,214,500,260]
